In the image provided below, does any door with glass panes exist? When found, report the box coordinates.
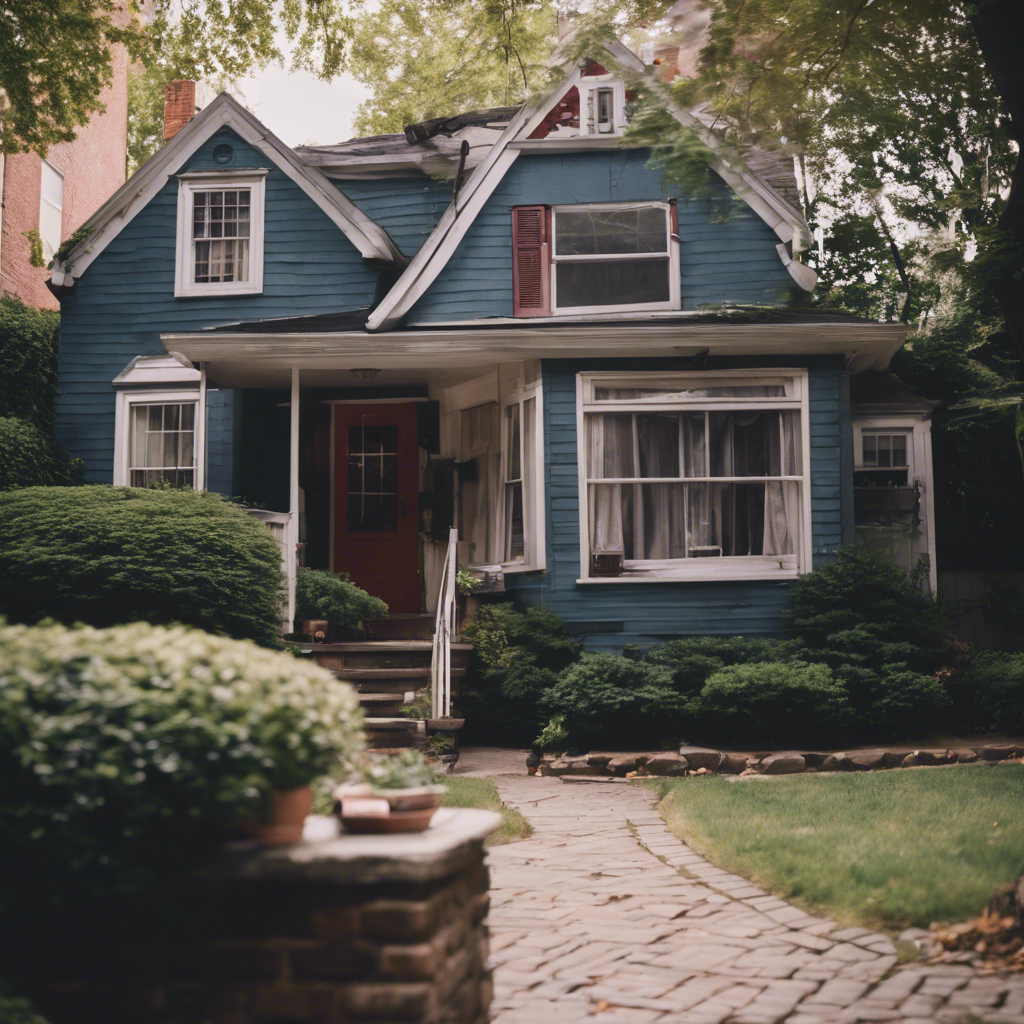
[332,403,419,612]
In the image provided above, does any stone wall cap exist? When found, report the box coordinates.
[210,809,503,885]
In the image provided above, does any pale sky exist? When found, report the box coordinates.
[233,67,371,147]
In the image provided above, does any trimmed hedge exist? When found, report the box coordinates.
[696,661,853,748]
[0,417,81,490]
[295,567,388,636]
[951,652,1024,734]
[0,486,285,646]
[0,619,363,954]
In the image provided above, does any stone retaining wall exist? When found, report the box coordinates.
[34,810,500,1024]
[535,742,1024,779]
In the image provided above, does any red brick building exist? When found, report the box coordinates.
[0,37,129,310]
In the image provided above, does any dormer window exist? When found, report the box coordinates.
[174,170,266,297]
[596,88,615,133]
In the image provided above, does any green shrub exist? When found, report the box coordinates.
[644,636,798,697]
[0,417,82,490]
[461,603,583,746]
[0,620,363,953]
[789,546,947,672]
[0,295,60,432]
[696,661,853,748]
[295,568,388,636]
[0,486,285,646]
[951,652,1024,734]
[541,652,692,749]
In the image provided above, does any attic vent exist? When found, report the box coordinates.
[512,205,551,317]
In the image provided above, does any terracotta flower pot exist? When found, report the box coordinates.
[255,785,314,846]
[372,785,445,814]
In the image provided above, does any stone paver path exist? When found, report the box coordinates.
[485,776,1024,1024]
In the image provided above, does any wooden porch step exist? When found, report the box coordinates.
[357,692,407,704]
[364,717,421,731]
[364,615,435,641]
[295,641,473,653]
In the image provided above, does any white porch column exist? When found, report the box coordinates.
[288,366,300,629]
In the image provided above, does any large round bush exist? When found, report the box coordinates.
[696,661,853,748]
[788,546,947,671]
[0,620,363,947]
[0,417,81,490]
[542,652,692,749]
[0,486,285,646]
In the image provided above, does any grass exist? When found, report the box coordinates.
[442,777,533,846]
[652,764,1024,933]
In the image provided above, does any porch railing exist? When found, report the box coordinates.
[430,527,459,719]
[244,508,295,633]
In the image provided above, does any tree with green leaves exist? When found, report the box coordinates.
[1,0,367,155]
[347,0,558,137]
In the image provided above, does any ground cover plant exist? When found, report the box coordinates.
[653,765,1024,932]
[442,777,532,847]
[0,486,285,647]
[0,619,363,970]
[295,567,388,636]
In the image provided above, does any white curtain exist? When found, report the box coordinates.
[762,412,800,556]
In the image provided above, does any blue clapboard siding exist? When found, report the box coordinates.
[205,388,242,496]
[55,127,382,485]
[504,355,848,649]
[336,178,454,259]
[409,150,795,322]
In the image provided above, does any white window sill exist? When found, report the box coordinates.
[500,563,545,575]
[175,285,264,299]
[576,569,799,584]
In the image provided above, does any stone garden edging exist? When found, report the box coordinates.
[532,742,1024,779]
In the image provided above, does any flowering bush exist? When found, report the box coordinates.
[0,620,363,945]
[362,749,443,790]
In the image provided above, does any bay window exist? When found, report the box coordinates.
[578,371,811,581]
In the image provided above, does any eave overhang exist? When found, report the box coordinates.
[162,322,907,388]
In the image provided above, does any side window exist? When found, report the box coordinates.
[127,401,198,488]
[39,161,64,261]
[175,174,265,297]
[501,389,543,569]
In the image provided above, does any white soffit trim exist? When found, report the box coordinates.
[366,34,815,331]
[51,93,404,286]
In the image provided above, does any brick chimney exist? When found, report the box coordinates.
[163,80,197,141]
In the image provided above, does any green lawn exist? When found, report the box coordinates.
[653,764,1024,933]
[443,777,533,846]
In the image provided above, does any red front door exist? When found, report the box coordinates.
[332,403,420,613]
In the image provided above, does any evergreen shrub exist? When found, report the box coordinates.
[644,636,798,696]
[0,620,363,953]
[295,567,388,635]
[541,652,693,749]
[0,295,60,431]
[696,661,853,748]
[460,603,582,745]
[0,486,285,646]
[0,417,82,490]
[951,652,1024,734]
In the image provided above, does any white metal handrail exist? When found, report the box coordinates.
[430,527,459,719]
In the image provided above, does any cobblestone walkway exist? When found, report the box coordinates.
[486,776,1024,1024]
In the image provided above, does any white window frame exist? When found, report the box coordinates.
[114,389,205,490]
[550,202,680,316]
[174,170,267,297]
[498,382,546,572]
[579,78,628,136]
[576,369,812,584]
[39,160,64,260]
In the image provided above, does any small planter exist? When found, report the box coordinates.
[336,785,444,835]
[427,717,465,732]
[255,785,314,846]
[374,784,445,813]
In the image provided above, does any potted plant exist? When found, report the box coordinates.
[336,750,445,834]
[455,569,483,629]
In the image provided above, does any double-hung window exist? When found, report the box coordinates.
[175,171,266,297]
[578,370,811,582]
[501,385,544,569]
[512,203,679,317]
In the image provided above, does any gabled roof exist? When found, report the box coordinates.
[365,33,816,333]
[49,93,405,289]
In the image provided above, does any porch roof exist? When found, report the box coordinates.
[162,318,907,388]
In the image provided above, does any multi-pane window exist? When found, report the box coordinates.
[552,204,676,313]
[192,189,250,283]
[502,394,539,565]
[128,402,197,488]
[39,161,64,260]
[176,175,264,296]
[347,424,399,533]
[580,372,809,580]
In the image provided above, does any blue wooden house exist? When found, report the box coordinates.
[50,37,925,649]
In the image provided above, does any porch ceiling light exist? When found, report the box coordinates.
[350,368,380,379]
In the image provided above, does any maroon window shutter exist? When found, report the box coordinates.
[512,205,551,316]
